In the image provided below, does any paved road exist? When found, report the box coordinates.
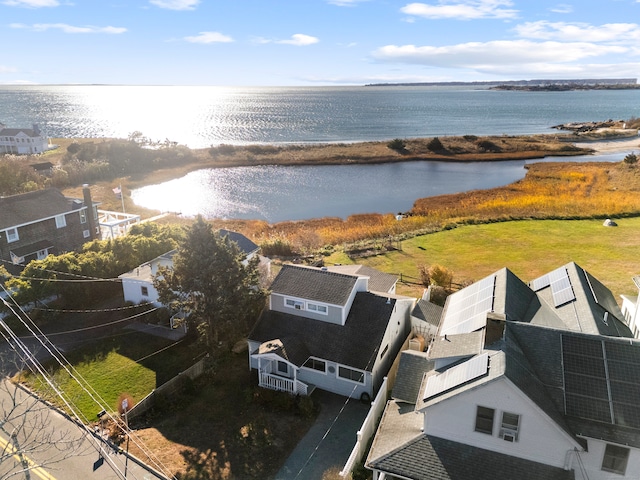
[0,379,169,480]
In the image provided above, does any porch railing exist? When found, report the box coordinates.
[259,372,309,396]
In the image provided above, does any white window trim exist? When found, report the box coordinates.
[5,228,19,243]
[337,365,365,384]
[79,209,87,224]
[499,411,521,442]
[55,214,66,229]
[285,298,305,310]
[83,230,91,238]
[307,302,328,315]
[302,357,327,374]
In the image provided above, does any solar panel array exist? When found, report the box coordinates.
[423,353,489,401]
[441,275,496,336]
[562,334,640,428]
[530,267,575,307]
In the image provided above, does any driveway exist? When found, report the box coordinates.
[276,390,370,480]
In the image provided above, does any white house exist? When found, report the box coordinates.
[0,123,50,154]
[620,276,640,338]
[367,263,639,480]
[119,229,267,306]
[248,264,415,399]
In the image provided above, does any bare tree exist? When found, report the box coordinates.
[0,356,87,480]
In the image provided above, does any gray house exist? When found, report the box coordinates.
[248,264,414,399]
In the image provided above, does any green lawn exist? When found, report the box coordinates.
[328,217,640,300]
[19,332,204,422]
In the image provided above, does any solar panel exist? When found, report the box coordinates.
[441,275,495,336]
[562,334,640,427]
[424,353,489,401]
[530,274,550,291]
[549,267,576,307]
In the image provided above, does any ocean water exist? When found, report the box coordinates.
[3,85,638,221]
[1,85,640,148]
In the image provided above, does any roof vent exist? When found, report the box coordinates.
[602,312,609,326]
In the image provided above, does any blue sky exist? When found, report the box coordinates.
[2,0,639,86]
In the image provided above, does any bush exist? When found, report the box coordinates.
[429,264,453,289]
[476,139,502,153]
[624,152,638,165]
[427,137,446,153]
[387,138,406,153]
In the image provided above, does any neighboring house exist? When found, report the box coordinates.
[367,262,639,480]
[0,123,50,154]
[0,186,99,269]
[620,276,640,338]
[248,264,415,399]
[119,229,267,306]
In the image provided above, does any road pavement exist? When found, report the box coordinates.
[0,379,170,480]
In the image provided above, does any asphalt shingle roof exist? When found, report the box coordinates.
[392,350,434,404]
[368,434,575,480]
[218,229,259,256]
[0,189,75,230]
[326,264,397,293]
[269,264,358,306]
[249,291,395,370]
[411,299,443,327]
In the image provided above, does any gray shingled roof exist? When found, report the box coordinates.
[0,189,75,230]
[9,239,54,257]
[326,265,397,293]
[411,299,443,327]
[0,127,39,137]
[218,229,259,256]
[269,264,358,306]
[427,331,484,359]
[392,350,434,404]
[368,434,575,480]
[249,291,395,370]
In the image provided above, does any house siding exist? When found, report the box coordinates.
[1,210,90,265]
[576,438,640,480]
[424,378,578,469]
[270,292,344,325]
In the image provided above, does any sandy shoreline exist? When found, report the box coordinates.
[574,136,640,154]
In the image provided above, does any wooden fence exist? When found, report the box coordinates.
[128,355,207,420]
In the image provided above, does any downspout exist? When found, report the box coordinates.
[82,184,98,241]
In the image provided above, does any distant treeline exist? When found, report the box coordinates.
[366,78,637,87]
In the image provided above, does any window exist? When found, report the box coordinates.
[277,361,288,374]
[79,209,87,224]
[83,230,91,238]
[307,303,328,315]
[338,366,365,384]
[602,444,629,475]
[55,214,66,228]
[303,358,326,373]
[37,249,48,260]
[500,412,520,442]
[285,298,304,310]
[475,406,495,435]
[141,286,149,297]
[6,228,18,243]
[380,344,389,359]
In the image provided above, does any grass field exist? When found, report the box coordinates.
[327,217,640,300]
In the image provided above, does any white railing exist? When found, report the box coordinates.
[340,376,390,477]
[259,372,309,396]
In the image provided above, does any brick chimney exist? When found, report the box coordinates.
[82,184,99,240]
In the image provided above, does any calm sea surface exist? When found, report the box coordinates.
[1,85,637,221]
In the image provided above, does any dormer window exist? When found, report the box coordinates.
[307,302,328,315]
[285,298,304,310]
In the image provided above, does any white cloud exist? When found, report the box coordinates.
[2,0,59,7]
[514,21,640,43]
[0,65,18,73]
[373,40,626,67]
[10,23,126,34]
[276,34,319,46]
[550,3,573,14]
[401,0,518,20]
[184,31,234,44]
[149,0,199,10]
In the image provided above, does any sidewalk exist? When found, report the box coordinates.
[276,390,370,480]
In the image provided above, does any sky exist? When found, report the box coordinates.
[1,0,640,86]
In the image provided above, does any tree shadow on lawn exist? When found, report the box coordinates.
[131,351,319,480]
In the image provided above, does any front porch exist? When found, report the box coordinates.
[254,353,315,396]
